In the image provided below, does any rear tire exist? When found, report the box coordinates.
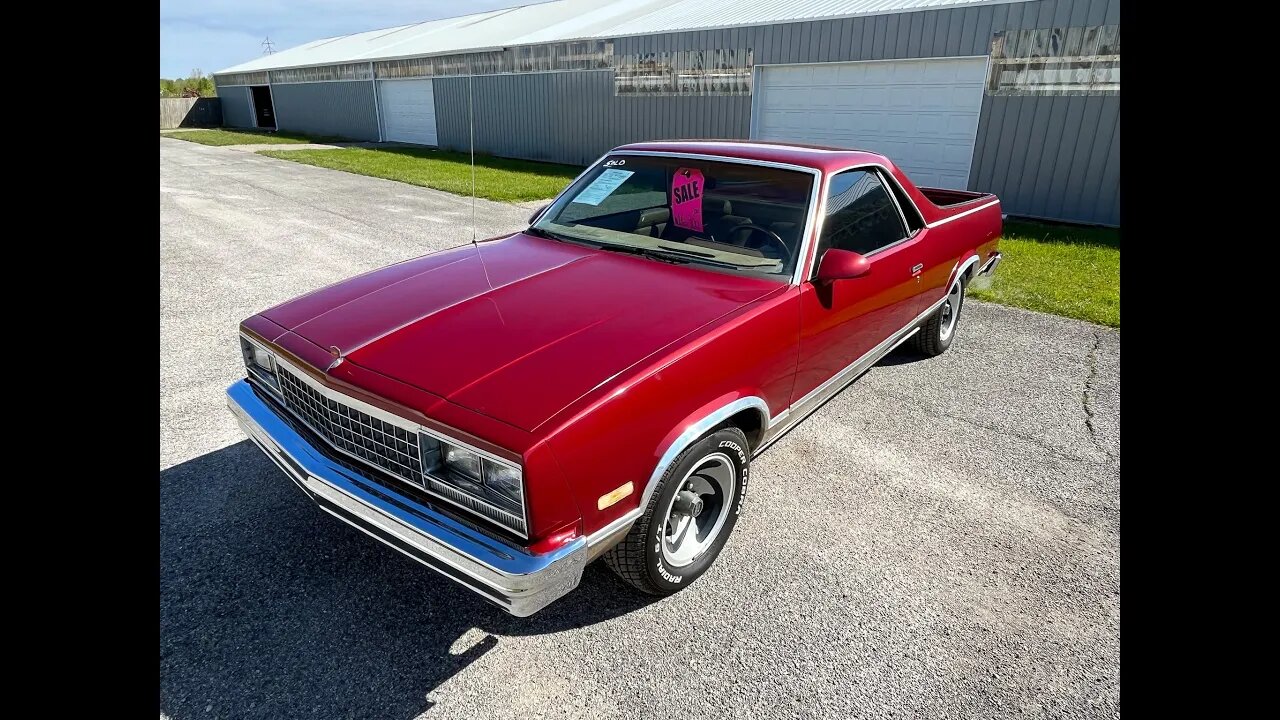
[603,427,749,596]
[912,274,967,357]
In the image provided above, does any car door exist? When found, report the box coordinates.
[791,168,923,406]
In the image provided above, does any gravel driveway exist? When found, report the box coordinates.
[160,137,1120,720]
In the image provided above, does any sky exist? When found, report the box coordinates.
[159,0,519,78]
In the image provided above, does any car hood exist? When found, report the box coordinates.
[262,233,783,431]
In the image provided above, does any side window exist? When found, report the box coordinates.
[815,169,908,261]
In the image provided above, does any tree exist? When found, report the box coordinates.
[159,70,217,98]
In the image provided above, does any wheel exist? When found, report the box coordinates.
[912,274,967,356]
[603,426,749,595]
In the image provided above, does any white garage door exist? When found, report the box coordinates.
[378,79,438,146]
[752,57,988,189]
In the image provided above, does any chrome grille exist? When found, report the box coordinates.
[276,366,424,486]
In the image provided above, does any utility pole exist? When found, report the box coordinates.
[262,37,276,55]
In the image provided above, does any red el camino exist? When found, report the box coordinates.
[227,141,1003,616]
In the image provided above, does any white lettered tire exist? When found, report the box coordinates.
[603,427,749,595]
[912,274,968,356]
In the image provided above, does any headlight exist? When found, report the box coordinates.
[240,335,280,393]
[482,462,522,506]
[421,435,526,535]
[443,445,483,483]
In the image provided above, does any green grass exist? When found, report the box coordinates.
[161,128,340,146]
[969,220,1119,327]
[258,146,581,202]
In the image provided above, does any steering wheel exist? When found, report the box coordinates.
[725,223,792,264]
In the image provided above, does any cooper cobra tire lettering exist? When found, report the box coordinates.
[719,439,749,514]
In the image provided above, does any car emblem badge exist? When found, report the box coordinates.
[327,345,344,371]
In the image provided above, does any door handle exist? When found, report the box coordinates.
[911,263,924,275]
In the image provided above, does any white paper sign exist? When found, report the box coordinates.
[571,169,634,206]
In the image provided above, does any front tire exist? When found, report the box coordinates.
[912,274,967,356]
[603,427,749,596]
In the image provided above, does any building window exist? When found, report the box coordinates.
[988,25,1120,96]
[215,71,268,87]
[373,41,614,79]
[269,63,373,84]
[614,48,753,96]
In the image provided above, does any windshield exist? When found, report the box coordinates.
[531,154,815,280]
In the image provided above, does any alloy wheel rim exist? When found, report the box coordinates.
[660,453,736,568]
[940,283,962,341]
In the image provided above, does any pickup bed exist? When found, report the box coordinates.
[919,186,996,208]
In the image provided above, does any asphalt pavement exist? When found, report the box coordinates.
[160,137,1120,720]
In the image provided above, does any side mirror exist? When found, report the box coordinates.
[528,204,549,225]
[815,249,871,283]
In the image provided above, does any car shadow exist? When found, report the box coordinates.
[160,441,656,720]
[875,343,930,367]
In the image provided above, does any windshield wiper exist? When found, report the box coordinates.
[581,241,684,263]
[533,224,779,271]
[524,226,573,243]
[613,244,760,270]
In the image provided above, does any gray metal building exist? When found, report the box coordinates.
[214,0,1120,226]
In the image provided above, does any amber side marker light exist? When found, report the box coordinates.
[598,482,634,510]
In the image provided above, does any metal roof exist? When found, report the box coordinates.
[604,0,1018,36]
[216,0,1016,75]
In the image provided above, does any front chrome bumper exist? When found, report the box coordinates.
[226,380,586,617]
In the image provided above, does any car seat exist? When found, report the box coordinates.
[634,207,670,237]
[706,201,752,244]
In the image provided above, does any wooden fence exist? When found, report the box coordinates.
[160,97,222,129]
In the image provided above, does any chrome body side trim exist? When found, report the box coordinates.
[757,282,959,453]
[586,508,643,547]
[927,199,1000,228]
[227,380,585,617]
[760,324,922,453]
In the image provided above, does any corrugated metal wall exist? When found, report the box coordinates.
[968,0,1121,226]
[271,81,380,141]
[433,0,1118,225]
[972,94,1119,226]
[434,71,748,166]
[217,86,255,128]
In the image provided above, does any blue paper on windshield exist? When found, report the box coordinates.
[572,169,634,206]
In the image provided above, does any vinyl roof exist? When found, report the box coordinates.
[216,0,1016,75]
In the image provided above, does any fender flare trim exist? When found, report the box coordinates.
[585,396,769,547]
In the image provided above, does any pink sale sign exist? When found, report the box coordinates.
[671,168,705,232]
